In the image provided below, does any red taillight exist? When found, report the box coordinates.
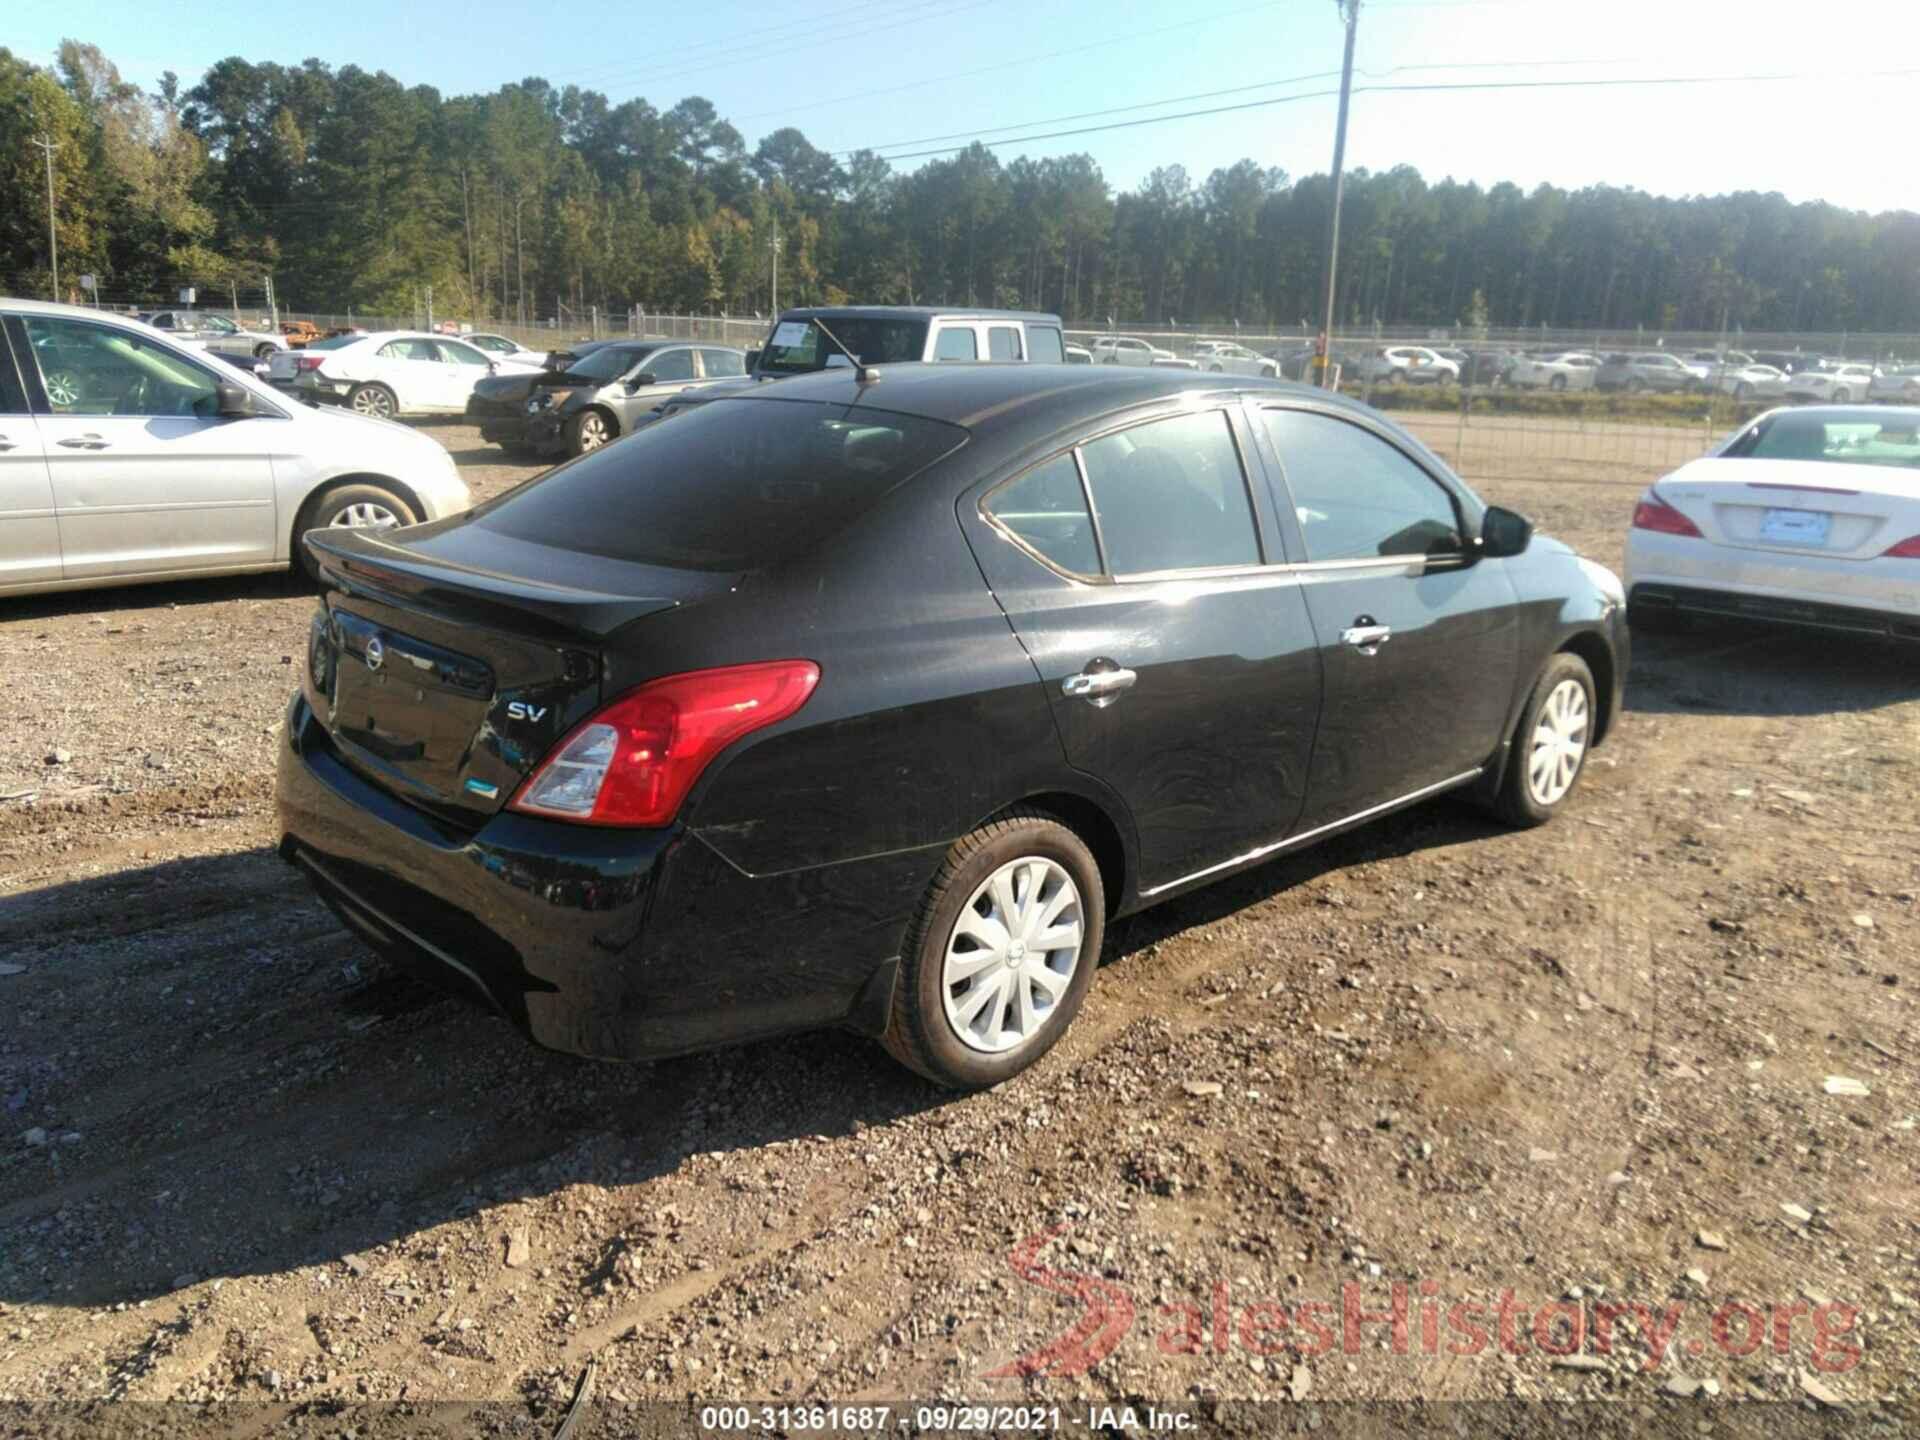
[1882,536,1920,558]
[295,354,326,372]
[1631,490,1702,538]
[508,660,819,827]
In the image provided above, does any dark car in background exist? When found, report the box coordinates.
[522,341,747,457]
[278,365,1626,1089]
[466,341,613,454]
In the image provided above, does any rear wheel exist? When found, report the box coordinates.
[1494,652,1596,828]
[1833,388,1853,404]
[1549,374,1568,392]
[253,341,276,360]
[1627,377,1646,394]
[1734,381,1752,401]
[295,482,417,582]
[882,809,1104,1089]
[348,383,397,419]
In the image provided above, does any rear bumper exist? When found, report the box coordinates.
[1627,531,1920,629]
[276,692,919,1061]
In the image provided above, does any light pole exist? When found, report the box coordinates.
[30,135,59,300]
[1317,0,1360,389]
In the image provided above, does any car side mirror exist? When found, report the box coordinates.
[1479,505,1533,558]
[215,380,256,419]
[626,372,655,392]
[743,347,761,372]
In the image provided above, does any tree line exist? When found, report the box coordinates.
[4,40,1918,334]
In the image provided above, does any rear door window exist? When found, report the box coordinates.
[380,339,439,362]
[699,348,747,378]
[934,328,979,362]
[1079,410,1261,575]
[987,326,1023,361]
[645,348,696,382]
[437,340,491,366]
[474,398,968,571]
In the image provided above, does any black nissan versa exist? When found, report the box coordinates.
[278,366,1627,1088]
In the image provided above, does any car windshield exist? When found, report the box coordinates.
[472,397,968,570]
[561,345,655,383]
[757,317,929,375]
[1726,412,1920,469]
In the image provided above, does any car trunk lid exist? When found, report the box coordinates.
[1657,457,1920,560]
[302,526,736,819]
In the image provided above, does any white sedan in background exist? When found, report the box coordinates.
[463,332,547,364]
[1868,367,1920,405]
[1716,363,1789,401]
[1189,341,1279,377]
[139,310,289,361]
[0,299,468,595]
[1090,336,1196,369]
[1625,405,1920,637]
[1505,351,1601,391]
[1787,363,1877,404]
[292,331,544,417]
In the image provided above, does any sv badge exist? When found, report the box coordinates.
[506,701,549,723]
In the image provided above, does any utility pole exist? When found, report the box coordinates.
[31,135,60,300]
[770,224,782,314]
[1317,0,1360,389]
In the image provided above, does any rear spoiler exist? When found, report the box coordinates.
[303,528,711,642]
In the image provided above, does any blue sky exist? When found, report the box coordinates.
[20,0,1919,211]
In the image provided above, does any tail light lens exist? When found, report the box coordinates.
[509,660,819,827]
[1631,489,1703,538]
[295,355,327,372]
[1882,536,1920,558]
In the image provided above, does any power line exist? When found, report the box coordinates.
[857,65,1920,163]
[854,57,1645,158]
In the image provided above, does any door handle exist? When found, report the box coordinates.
[57,435,111,451]
[1341,622,1393,654]
[1062,666,1138,704]
[0,436,16,451]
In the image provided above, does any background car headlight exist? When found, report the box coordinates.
[526,393,553,414]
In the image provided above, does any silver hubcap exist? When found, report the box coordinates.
[329,501,400,530]
[352,388,392,416]
[942,857,1084,1055]
[1528,678,1590,807]
[579,414,607,450]
[45,373,79,406]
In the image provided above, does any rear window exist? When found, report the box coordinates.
[1725,412,1920,470]
[1025,327,1064,364]
[473,398,968,571]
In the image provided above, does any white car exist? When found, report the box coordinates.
[463,332,545,364]
[1358,345,1459,385]
[1716,363,1789,401]
[1190,341,1279,377]
[1787,363,1878,404]
[139,309,289,361]
[1089,336,1196,369]
[1505,351,1601,391]
[0,299,468,595]
[293,331,544,418]
[1869,366,1920,404]
[1625,405,1920,636]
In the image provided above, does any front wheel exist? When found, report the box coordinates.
[567,408,614,456]
[882,810,1105,1089]
[1494,652,1596,828]
[254,342,276,360]
[1549,374,1568,392]
[1832,389,1852,404]
[1734,382,1752,401]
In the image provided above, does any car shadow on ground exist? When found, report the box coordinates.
[0,569,307,623]
[1625,621,1920,718]
[0,847,953,1310]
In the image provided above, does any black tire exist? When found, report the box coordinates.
[1734,382,1751,401]
[347,383,397,419]
[294,482,418,582]
[1493,652,1597,829]
[254,342,276,360]
[567,407,615,456]
[882,809,1105,1089]
[1549,374,1568,392]
[1627,377,1646,394]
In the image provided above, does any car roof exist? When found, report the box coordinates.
[776,305,1062,324]
[715,362,1374,432]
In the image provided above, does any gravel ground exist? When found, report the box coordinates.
[0,419,1914,1428]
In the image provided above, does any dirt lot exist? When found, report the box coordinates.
[0,420,1915,1430]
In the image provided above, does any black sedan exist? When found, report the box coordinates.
[279,366,1627,1088]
